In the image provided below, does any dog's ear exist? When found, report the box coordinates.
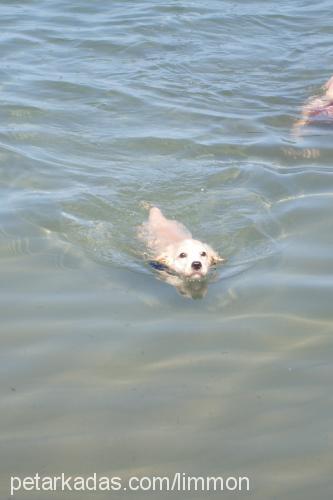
[155,252,169,267]
[209,251,226,266]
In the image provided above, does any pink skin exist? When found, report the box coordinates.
[294,75,333,131]
[324,75,333,98]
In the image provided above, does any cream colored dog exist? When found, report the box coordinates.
[139,206,224,281]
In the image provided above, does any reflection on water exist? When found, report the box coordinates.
[1,0,333,499]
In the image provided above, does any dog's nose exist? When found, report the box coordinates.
[191,261,202,270]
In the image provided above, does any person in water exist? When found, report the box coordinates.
[294,75,333,130]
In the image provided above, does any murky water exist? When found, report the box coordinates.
[1,1,332,499]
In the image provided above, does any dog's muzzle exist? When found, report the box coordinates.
[191,261,202,271]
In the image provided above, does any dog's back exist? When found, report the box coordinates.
[145,207,192,253]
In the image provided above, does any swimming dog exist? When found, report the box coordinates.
[139,206,225,297]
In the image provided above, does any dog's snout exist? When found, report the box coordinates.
[191,261,202,270]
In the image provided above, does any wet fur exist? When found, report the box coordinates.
[138,207,225,296]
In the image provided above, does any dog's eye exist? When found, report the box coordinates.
[179,252,187,258]
[200,251,207,257]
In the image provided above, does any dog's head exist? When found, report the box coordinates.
[156,238,224,279]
